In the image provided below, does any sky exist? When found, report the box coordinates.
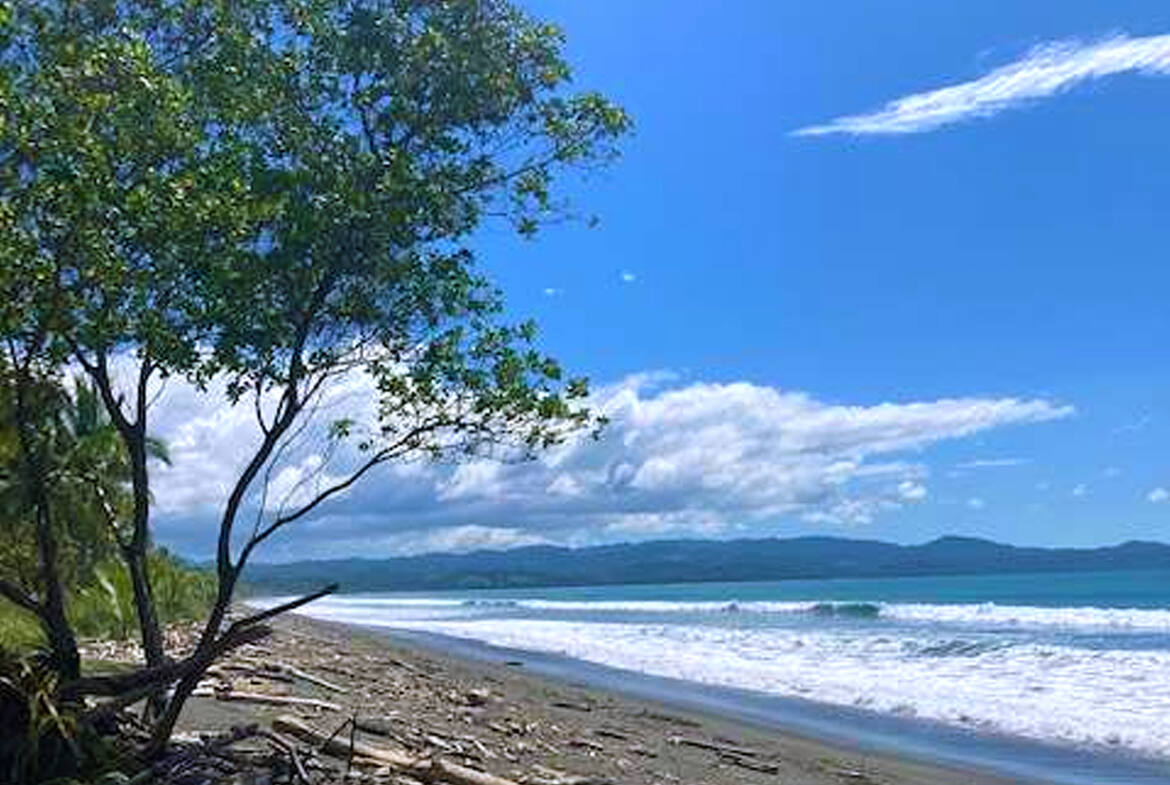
[150,1,1170,560]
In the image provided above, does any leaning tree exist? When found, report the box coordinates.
[0,0,628,751]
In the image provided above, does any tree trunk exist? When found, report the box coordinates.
[124,544,164,668]
[122,429,166,721]
[35,503,80,680]
[147,566,238,753]
[10,367,79,680]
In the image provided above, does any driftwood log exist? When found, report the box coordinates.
[191,688,343,713]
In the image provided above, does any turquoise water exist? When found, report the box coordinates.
[280,568,1170,766]
[424,567,1170,608]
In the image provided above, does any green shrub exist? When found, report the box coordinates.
[0,648,109,783]
[73,551,215,641]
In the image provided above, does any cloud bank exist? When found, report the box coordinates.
[145,373,1072,560]
[795,34,1170,136]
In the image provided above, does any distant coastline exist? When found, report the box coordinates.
[242,534,1170,593]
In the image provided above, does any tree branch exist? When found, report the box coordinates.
[224,583,338,634]
[238,420,448,564]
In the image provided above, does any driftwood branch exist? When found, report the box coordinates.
[233,659,348,693]
[273,714,522,785]
[191,688,342,713]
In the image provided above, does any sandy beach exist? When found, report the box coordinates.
[160,611,1045,785]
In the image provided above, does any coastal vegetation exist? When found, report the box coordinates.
[0,0,627,780]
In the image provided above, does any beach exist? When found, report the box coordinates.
[166,610,1048,785]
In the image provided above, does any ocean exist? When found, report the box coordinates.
[270,568,1170,780]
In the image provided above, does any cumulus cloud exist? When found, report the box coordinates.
[795,33,1170,136]
[146,373,1072,559]
[1148,487,1169,504]
[1072,483,1089,498]
[620,271,636,283]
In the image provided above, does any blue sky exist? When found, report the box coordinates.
[153,1,1170,558]
[484,1,1170,546]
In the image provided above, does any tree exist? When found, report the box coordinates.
[0,0,628,751]
[0,355,83,679]
[0,365,168,674]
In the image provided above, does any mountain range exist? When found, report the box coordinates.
[241,535,1170,594]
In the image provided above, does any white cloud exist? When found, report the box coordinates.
[1148,487,1170,504]
[1103,466,1123,478]
[897,480,928,501]
[542,287,563,297]
[146,373,1072,559]
[1072,483,1088,498]
[967,497,986,510]
[620,271,636,283]
[955,458,1030,469]
[795,34,1170,136]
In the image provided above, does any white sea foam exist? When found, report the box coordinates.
[285,595,1170,632]
[286,604,1170,759]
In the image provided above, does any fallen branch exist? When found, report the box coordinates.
[191,688,343,712]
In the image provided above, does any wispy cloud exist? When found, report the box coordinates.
[1148,487,1169,504]
[795,34,1170,136]
[620,271,636,283]
[955,458,1030,469]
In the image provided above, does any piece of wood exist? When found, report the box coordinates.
[266,660,350,693]
[718,752,779,774]
[273,714,521,785]
[431,758,521,785]
[222,663,295,683]
[192,688,342,712]
[667,735,759,758]
[275,714,417,767]
[550,700,593,713]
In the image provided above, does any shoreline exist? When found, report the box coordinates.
[173,609,1161,785]
[371,626,1170,785]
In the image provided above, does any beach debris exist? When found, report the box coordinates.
[191,687,343,713]
[717,752,779,775]
[248,659,350,694]
[550,699,593,713]
[273,714,523,785]
[356,716,402,737]
[667,735,759,758]
[636,710,701,728]
[465,688,493,706]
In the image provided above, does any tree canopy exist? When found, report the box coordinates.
[0,0,629,756]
